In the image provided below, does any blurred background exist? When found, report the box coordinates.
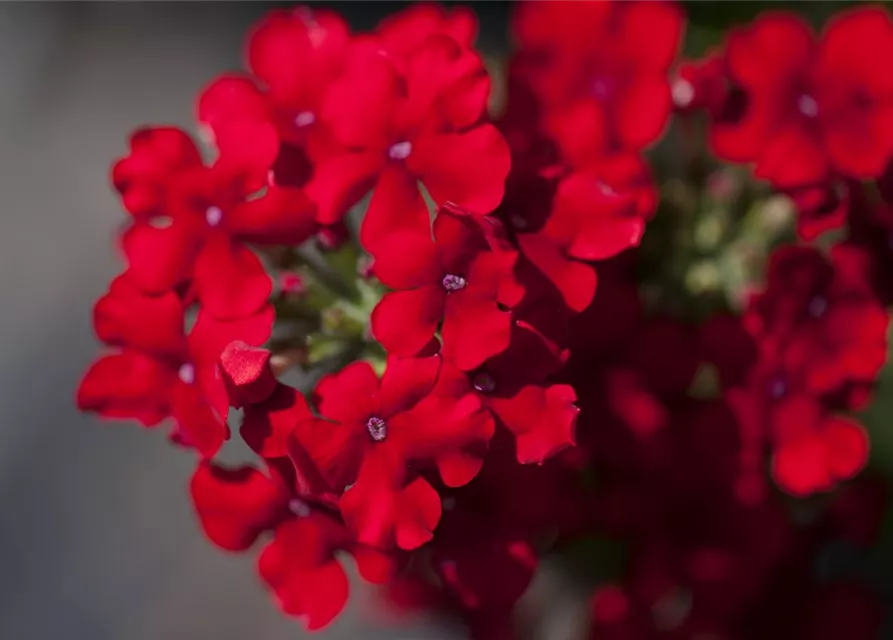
[1,2,892,640]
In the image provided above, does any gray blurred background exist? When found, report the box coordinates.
[0,3,515,639]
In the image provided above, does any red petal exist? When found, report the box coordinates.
[113,126,202,219]
[77,351,175,426]
[370,229,440,290]
[824,417,869,480]
[516,233,597,312]
[226,186,317,245]
[377,3,477,60]
[436,450,485,488]
[371,286,445,358]
[772,435,830,496]
[120,220,200,295]
[258,516,350,630]
[197,74,271,133]
[193,235,272,320]
[313,361,380,424]
[212,119,280,184]
[323,39,404,149]
[377,353,443,418]
[187,304,275,366]
[544,100,609,167]
[441,294,512,371]
[755,122,829,189]
[241,384,312,458]
[351,545,396,584]
[248,9,350,109]
[489,384,579,464]
[614,75,673,149]
[219,341,277,408]
[93,274,186,357]
[340,452,442,551]
[305,150,382,225]
[190,461,288,551]
[409,125,512,214]
[360,164,430,253]
[170,379,229,458]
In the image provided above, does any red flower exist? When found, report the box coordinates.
[190,460,392,630]
[745,244,888,401]
[77,273,273,457]
[371,204,522,370]
[711,8,893,188]
[198,7,350,190]
[515,154,656,312]
[306,355,494,549]
[316,33,509,243]
[112,126,202,219]
[121,122,316,318]
[513,0,684,164]
[770,394,869,496]
[434,318,578,465]
[671,53,727,114]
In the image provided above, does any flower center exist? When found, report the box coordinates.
[288,498,311,518]
[472,372,496,394]
[294,111,315,128]
[366,416,387,442]
[205,206,223,227]
[797,94,818,118]
[178,363,196,385]
[388,141,412,160]
[590,76,612,101]
[808,295,828,318]
[768,373,787,399]
[671,77,695,108]
[442,274,467,291]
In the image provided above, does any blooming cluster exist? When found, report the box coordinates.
[78,2,893,638]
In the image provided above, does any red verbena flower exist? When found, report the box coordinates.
[711,8,893,188]
[77,273,274,457]
[371,203,523,370]
[120,121,316,318]
[306,355,494,550]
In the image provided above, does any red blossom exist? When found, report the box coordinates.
[513,0,684,164]
[121,122,316,318]
[317,32,509,241]
[78,273,274,457]
[371,204,522,369]
[307,356,494,549]
[711,8,893,188]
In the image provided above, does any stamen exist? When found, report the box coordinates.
[442,274,467,291]
[366,416,387,442]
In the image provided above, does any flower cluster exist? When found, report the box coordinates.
[78,2,893,638]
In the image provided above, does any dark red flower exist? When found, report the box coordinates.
[305,355,494,549]
[515,154,656,312]
[745,244,888,401]
[121,122,316,317]
[371,204,522,370]
[513,0,684,164]
[317,33,509,242]
[671,52,727,114]
[711,8,893,188]
[769,394,869,496]
[77,273,274,457]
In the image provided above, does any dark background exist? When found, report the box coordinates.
[0,3,890,640]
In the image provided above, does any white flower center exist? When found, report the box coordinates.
[205,206,223,227]
[808,295,828,318]
[288,498,311,518]
[797,94,818,118]
[178,363,196,385]
[388,141,412,160]
[442,274,467,292]
[294,111,315,128]
[366,416,387,442]
[672,77,695,108]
